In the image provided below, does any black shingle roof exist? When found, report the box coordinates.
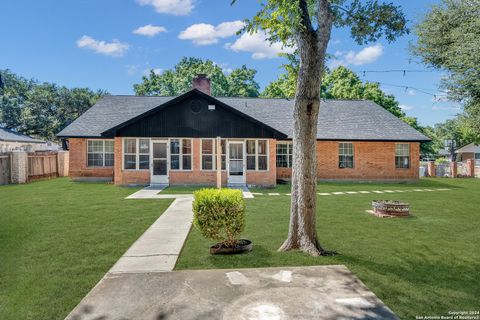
[0,126,45,143]
[57,93,430,141]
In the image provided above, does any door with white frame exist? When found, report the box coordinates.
[150,140,169,185]
[227,141,246,185]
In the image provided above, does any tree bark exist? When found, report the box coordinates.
[279,0,333,256]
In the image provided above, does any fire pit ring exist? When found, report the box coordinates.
[372,200,410,217]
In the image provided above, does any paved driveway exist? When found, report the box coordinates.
[67,265,397,320]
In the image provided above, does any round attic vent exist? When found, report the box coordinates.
[190,99,202,114]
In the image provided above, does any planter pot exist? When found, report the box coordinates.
[210,239,253,255]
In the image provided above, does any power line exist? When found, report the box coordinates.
[357,69,435,76]
[373,82,449,99]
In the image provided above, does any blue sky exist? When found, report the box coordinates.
[1,0,461,126]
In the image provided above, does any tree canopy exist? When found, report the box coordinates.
[0,70,106,141]
[412,0,480,141]
[133,57,260,97]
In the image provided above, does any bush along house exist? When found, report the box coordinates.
[57,75,430,187]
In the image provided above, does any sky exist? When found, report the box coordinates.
[0,0,461,127]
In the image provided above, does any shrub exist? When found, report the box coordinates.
[193,188,246,247]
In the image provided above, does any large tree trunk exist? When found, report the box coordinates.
[279,0,333,256]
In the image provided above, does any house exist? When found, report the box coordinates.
[57,75,430,187]
[0,126,52,153]
[455,143,480,162]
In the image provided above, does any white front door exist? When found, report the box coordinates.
[150,140,169,185]
[227,141,245,185]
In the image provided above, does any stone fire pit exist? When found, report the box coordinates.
[370,200,411,217]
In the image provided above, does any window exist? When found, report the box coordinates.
[87,140,114,167]
[246,140,268,171]
[201,139,214,170]
[276,142,293,168]
[201,139,226,170]
[395,143,410,169]
[339,143,354,169]
[123,138,150,170]
[246,140,256,170]
[170,139,192,170]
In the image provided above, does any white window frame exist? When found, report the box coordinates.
[276,141,293,168]
[122,138,150,171]
[245,139,269,171]
[395,143,411,169]
[169,138,193,171]
[201,138,215,171]
[338,142,354,169]
[87,139,114,168]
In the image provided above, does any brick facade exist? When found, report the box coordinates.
[277,141,420,181]
[68,137,420,185]
[69,138,114,181]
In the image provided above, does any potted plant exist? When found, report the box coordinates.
[193,188,252,254]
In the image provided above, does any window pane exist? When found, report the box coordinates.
[182,139,192,154]
[88,153,103,167]
[170,139,180,154]
[258,140,267,155]
[258,155,268,170]
[124,155,136,169]
[104,141,114,153]
[182,155,192,170]
[247,155,256,170]
[276,155,288,168]
[202,155,213,170]
[396,156,410,169]
[288,155,293,167]
[105,153,114,166]
[124,139,136,154]
[202,140,213,154]
[139,155,149,169]
[288,143,293,154]
[221,155,226,170]
[246,140,256,155]
[170,155,180,170]
[221,140,226,155]
[139,139,150,154]
[153,142,167,158]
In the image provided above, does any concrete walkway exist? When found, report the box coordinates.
[127,185,255,199]
[66,265,398,320]
[110,197,193,273]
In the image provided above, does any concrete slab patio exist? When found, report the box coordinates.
[66,265,398,320]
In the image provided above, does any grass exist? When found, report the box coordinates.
[176,178,480,319]
[160,185,205,194]
[0,178,173,320]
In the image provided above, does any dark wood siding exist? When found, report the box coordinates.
[115,96,283,138]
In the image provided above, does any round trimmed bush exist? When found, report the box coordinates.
[193,188,246,247]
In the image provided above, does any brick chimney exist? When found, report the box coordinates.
[192,74,211,95]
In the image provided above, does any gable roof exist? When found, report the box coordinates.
[455,142,480,153]
[57,91,430,142]
[0,127,45,143]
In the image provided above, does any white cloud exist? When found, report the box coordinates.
[179,21,244,46]
[226,30,295,59]
[76,35,129,57]
[329,44,383,67]
[345,44,383,65]
[136,0,194,16]
[432,104,461,111]
[399,104,413,111]
[133,24,167,37]
[406,88,416,96]
[125,65,138,75]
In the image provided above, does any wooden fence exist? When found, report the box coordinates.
[27,151,58,181]
[0,153,11,185]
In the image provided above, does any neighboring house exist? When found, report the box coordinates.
[0,126,52,152]
[455,143,480,162]
[57,75,430,187]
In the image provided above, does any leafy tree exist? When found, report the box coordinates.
[0,69,106,141]
[238,0,408,256]
[412,0,480,141]
[432,117,476,159]
[133,57,260,97]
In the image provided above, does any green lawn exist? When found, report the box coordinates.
[0,178,172,320]
[177,178,480,319]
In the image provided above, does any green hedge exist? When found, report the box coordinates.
[192,188,246,246]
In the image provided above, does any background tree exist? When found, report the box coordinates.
[0,69,106,141]
[134,57,260,97]
[412,0,480,142]
[238,0,408,256]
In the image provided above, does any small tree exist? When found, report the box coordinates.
[193,188,246,247]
